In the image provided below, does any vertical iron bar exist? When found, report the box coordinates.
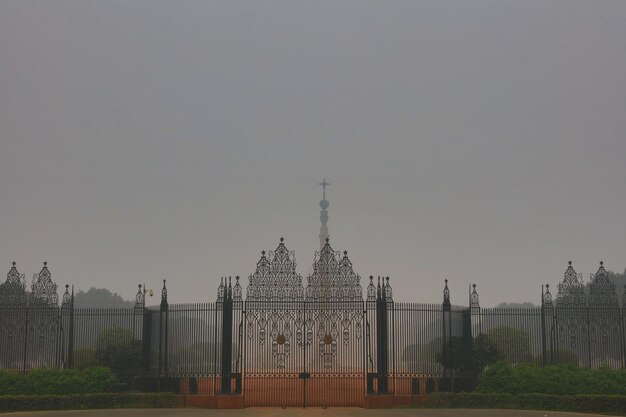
[586,305,592,368]
[221,279,233,394]
[621,305,626,369]
[22,303,29,373]
[541,286,547,367]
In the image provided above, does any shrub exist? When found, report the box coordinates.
[478,363,626,395]
[0,367,118,395]
[486,326,533,364]
[0,393,179,412]
[436,334,500,374]
[431,392,626,415]
[94,326,141,383]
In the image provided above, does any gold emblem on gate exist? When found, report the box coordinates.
[323,333,333,345]
[276,333,286,345]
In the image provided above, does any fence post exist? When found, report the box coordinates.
[232,276,243,394]
[541,284,553,367]
[60,285,74,369]
[221,277,234,394]
[365,276,376,394]
[442,279,451,375]
[385,277,394,394]
[621,290,626,369]
[541,286,546,367]
[133,284,151,377]
[68,286,75,369]
[159,279,168,384]
[586,303,592,368]
[466,284,480,375]
[375,276,388,394]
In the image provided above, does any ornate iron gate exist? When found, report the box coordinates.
[242,239,370,407]
[0,262,70,371]
[5,250,626,407]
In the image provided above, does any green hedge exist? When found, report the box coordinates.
[0,393,179,413]
[429,392,626,415]
[0,368,118,395]
[478,363,626,395]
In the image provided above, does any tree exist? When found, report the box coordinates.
[436,334,500,374]
[472,334,501,371]
[402,336,443,368]
[94,326,141,383]
[486,326,533,364]
[495,302,537,308]
[74,288,134,308]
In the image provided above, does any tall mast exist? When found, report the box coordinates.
[318,178,330,250]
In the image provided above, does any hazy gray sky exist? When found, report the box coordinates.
[1,0,625,306]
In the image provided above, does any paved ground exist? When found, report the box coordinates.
[0,409,613,417]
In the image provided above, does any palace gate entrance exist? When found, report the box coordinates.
[6,243,624,408]
[238,239,375,407]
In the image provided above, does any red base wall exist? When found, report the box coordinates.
[180,395,244,409]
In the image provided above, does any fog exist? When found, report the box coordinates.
[1,0,625,306]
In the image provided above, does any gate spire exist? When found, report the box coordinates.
[318,178,330,250]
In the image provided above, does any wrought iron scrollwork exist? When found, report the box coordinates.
[469,284,479,309]
[247,238,304,302]
[31,262,58,306]
[61,284,72,308]
[160,279,168,306]
[376,276,393,303]
[27,263,60,352]
[217,277,225,303]
[588,261,618,308]
[542,284,553,307]
[556,261,585,307]
[307,241,364,367]
[134,284,145,309]
[232,276,242,303]
[384,276,393,303]
[587,262,620,351]
[443,279,451,308]
[306,242,362,301]
[366,276,376,302]
[555,262,587,351]
[245,238,367,370]
[245,239,305,368]
[0,262,28,354]
[0,262,27,306]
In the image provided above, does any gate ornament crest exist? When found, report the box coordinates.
[246,238,304,368]
[306,240,362,301]
[246,238,304,302]
[588,261,618,308]
[555,261,591,350]
[31,262,58,306]
[587,262,619,350]
[61,284,73,308]
[469,284,480,310]
[306,240,364,368]
[134,284,145,309]
[244,238,367,369]
[556,261,585,307]
[0,262,27,306]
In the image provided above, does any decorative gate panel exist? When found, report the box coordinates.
[0,263,64,371]
[243,239,367,407]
